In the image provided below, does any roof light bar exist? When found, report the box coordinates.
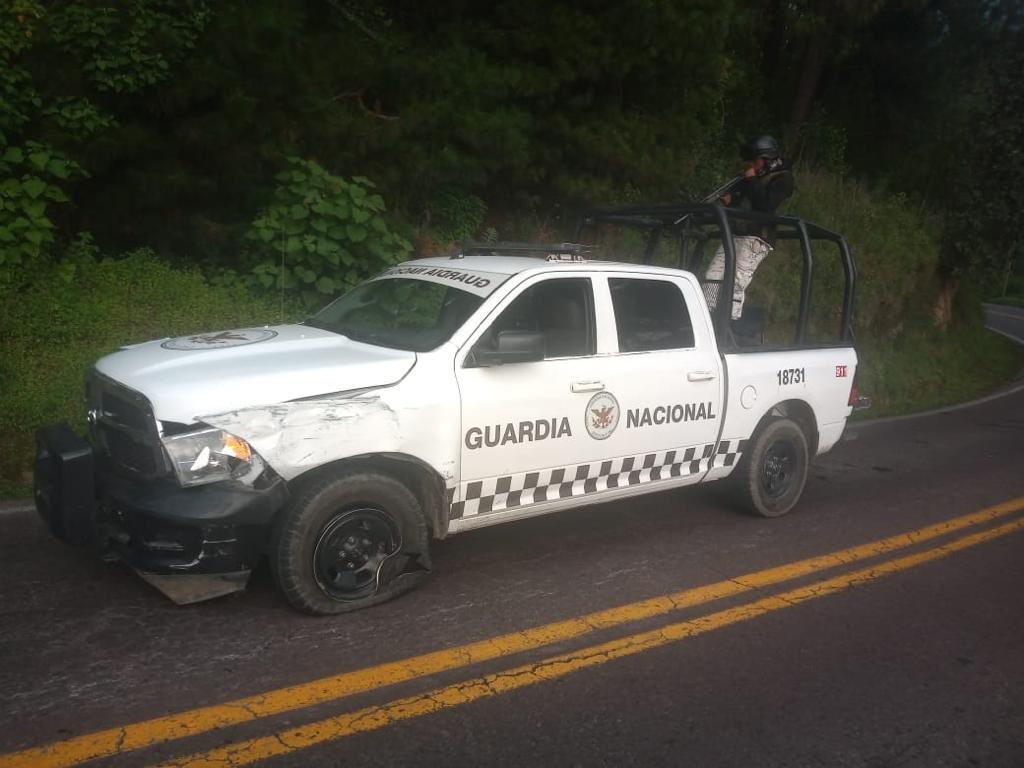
[451,242,592,261]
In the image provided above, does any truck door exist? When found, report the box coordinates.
[453,271,726,523]
[588,273,726,477]
[455,274,604,519]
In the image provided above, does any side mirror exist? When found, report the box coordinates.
[470,330,545,367]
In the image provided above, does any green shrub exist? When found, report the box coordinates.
[429,186,487,243]
[0,143,82,284]
[0,248,289,495]
[787,170,941,337]
[989,271,1024,305]
[242,158,412,309]
[1003,273,1024,298]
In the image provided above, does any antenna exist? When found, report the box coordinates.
[279,227,286,322]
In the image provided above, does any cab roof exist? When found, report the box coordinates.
[400,253,693,279]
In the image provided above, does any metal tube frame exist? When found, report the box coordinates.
[575,203,857,350]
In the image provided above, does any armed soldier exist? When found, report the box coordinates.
[705,135,794,323]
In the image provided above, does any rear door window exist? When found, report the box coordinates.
[609,278,695,352]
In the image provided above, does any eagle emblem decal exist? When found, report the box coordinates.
[161,328,278,350]
[585,392,620,440]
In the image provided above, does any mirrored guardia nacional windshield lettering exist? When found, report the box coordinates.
[308,267,508,352]
[373,264,506,298]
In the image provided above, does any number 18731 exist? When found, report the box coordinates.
[777,368,805,386]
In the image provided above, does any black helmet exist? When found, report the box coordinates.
[740,135,780,161]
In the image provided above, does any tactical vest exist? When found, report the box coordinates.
[732,169,792,211]
[731,169,794,241]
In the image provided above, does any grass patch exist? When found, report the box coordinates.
[854,320,1021,418]
[0,250,296,497]
[988,295,1024,308]
[989,274,1024,307]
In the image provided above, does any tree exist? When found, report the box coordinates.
[939,25,1024,283]
[0,0,210,283]
[748,0,920,156]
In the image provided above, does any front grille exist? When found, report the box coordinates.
[99,390,153,431]
[96,423,159,475]
[86,372,167,479]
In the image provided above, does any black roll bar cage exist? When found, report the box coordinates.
[574,204,857,349]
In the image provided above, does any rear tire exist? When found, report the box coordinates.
[271,472,431,615]
[733,418,809,518]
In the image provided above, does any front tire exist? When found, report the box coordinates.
[271,472,431,615]
[734,418,809,518]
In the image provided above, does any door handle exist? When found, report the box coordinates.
[687,371,716,382]
[571,380,605,393]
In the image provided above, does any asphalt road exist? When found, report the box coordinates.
[0,308,1021,768]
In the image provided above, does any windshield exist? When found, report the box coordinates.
[307,274,497,352]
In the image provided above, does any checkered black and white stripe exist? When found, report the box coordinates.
[451,439,748,519]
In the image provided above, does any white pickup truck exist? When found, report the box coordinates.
[35,205,863,614]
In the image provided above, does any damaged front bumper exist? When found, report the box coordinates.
[34,423,289,603]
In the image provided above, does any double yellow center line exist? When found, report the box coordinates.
[3,497,1023,768]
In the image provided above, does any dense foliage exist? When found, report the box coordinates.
[2,0,1021,283]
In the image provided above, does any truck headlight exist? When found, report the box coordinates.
[162,427,265,487]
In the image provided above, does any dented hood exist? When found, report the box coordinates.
[95,324,416,424]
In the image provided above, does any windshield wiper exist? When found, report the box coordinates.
[303,318,377,343]
[302,316,336,332]
[320,325,388,346]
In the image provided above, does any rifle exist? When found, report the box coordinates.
[671,174,745,227]
[701,174,744,203]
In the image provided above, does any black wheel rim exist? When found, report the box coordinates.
[760,438,797,499]
[313,508,401,602]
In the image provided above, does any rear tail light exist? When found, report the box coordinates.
[848,369,872,411]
